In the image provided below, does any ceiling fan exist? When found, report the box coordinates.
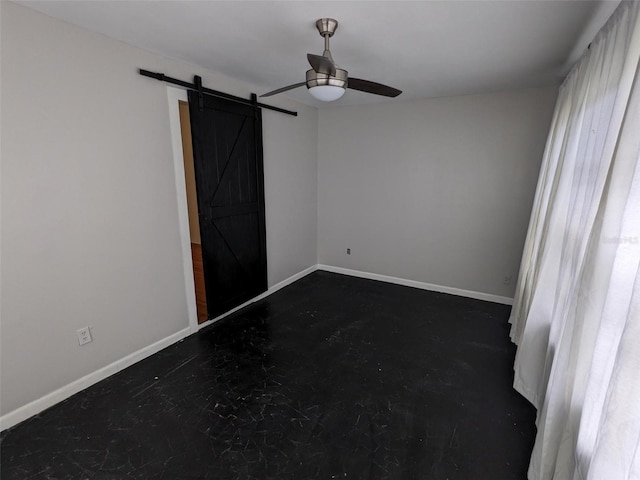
[261,18,402,102]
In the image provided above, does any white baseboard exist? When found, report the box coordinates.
[0,265,318,431]
[196,265,318,330]
[317,264,513,305]
[0,327,192,431]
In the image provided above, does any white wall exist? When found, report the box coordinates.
[318,87,557,298]
[263,107,318,286]
[0,2,318,418]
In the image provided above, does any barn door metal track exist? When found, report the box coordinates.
[139,69,297,117]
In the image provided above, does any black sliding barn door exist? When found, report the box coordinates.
[188,91,267,319]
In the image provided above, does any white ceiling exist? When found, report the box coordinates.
[18,0,620,107]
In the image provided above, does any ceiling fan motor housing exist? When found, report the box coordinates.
[306,68,348,89]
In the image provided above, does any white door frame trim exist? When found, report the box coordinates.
[166,86,199,334]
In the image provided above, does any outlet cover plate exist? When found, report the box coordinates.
[77,327,92,346]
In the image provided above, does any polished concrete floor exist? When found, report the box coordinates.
[1,271,536,479]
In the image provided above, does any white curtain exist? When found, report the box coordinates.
[508,1,640,479]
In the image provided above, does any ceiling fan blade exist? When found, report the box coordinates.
[307,53,336,76]
[347,78,402,97]
[260,82,306,98]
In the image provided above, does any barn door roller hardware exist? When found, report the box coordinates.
[139,69,297,117]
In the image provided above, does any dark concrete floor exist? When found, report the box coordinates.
[1,271,536,479]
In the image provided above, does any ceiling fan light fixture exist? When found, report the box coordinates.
[308,85,345,101]
[305,68,348,102]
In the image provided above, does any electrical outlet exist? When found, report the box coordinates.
[347,248,351,255]
[77,326,92,346]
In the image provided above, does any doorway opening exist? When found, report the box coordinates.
[178,100,208,323]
